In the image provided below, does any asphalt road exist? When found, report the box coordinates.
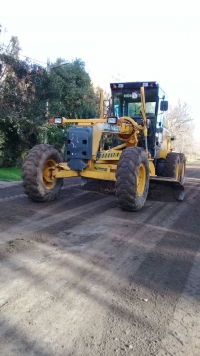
[0,162,200,356]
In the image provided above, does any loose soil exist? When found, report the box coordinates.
[0,163,200,356]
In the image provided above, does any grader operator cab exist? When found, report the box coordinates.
[22,81,186,211]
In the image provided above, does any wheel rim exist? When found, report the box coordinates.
[137,163,146,196]
[175,162,179,180]
[181,162,185,179]
[43,159,57,189]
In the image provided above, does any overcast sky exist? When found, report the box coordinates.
[1,0,200,139]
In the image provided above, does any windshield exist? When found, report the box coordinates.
[113,89,157,118]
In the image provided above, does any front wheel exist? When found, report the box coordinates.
[115,147,149,211]
[22,144,63,202]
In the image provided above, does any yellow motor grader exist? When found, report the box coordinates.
[22,81,185,211]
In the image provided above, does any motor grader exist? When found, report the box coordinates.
[22,81,186,211]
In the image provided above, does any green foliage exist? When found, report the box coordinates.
[0,55,47,165]
[0,35,99,167]
[0,167,22,181]
[42,123,71,157]
[48,58,98,119]
[0,121,21,167]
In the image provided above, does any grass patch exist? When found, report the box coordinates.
[0,167,22,181]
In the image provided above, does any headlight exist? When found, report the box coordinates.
[107,116,118,124]
[54,117,62,124]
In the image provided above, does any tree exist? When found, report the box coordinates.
[0,37,50,166]
[0,37,100,166]
[0,48,49,166]
[165,101,194,154]
[48,58,99,119]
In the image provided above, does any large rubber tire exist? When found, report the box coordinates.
[115,147,150,211]
[179,153,186,184]
[22,144,63,202]
[164,152,180,180]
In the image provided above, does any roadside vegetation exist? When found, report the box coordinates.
[0,29,100,168]
[0,167,22,181]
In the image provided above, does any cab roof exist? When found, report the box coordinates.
[110,82,159,90]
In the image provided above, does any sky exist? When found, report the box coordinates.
[1,0,200,140]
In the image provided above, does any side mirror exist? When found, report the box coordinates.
[160,100,168,111]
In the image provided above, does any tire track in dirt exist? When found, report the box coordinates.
[0,180,199,356]
[0,193,116,245]
[0,194,26,202]
[157,246,200,356]
[0,164,200,356]
[0,181,81,202]
[108,178,200,356]
[0,176,198,298]
[0,206,192,356]
[0,198,181,313]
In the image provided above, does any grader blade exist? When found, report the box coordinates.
[172,183,185,201]
[150,177,185,202]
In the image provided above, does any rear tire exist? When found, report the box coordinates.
[22,144,63,202]
[116,147,149,211]
[164,152,180,180]
[179,153,186,184]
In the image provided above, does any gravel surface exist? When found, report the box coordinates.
[0,163,200,356]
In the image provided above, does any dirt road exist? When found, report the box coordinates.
[0,162,200,356]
